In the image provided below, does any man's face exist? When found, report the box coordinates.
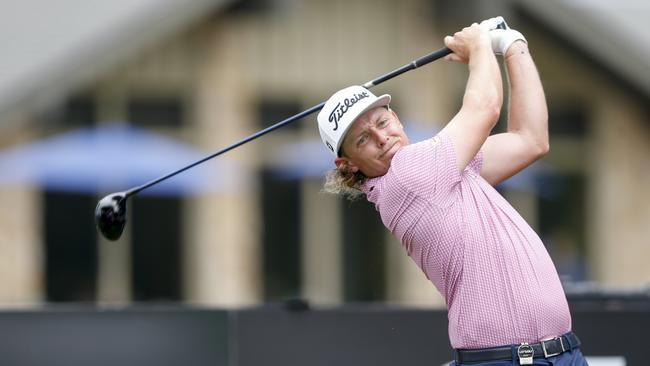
[336,106,410,178]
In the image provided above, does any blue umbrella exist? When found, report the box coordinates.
[0,124,244,195]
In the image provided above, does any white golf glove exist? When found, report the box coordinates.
[479,16,506,32]
[480,16,527,55]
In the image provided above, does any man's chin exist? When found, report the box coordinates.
[382,142,402,160]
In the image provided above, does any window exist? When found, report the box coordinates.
[549,107,588,138]
[63,97,96,126]
[44,191,98,302]
[128,97,184,128]
[537,105,590,281]
[260,169,302,300]
[131,196,183,301]
[342,200,386,302]
[538,173,587,281]
[258,100,302,131]
[43,96,96,127]
[224,0,272,16]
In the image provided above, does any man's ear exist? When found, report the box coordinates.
[335,156,359,173]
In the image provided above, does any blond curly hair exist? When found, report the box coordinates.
[322,159,367,201]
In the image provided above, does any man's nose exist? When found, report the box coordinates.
[371,129,388,146]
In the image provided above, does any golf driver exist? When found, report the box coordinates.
[95,46,456,240]
[95,18,506,241]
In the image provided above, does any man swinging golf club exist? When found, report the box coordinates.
[317,17,588,366]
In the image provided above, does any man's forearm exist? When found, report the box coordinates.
[464,46,503,117]
[504,42,549,152]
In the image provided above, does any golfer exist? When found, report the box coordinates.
[317,18,588,366]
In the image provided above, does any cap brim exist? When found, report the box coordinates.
[335,94,391,157]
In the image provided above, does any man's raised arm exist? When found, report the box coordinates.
[480,24,549,186]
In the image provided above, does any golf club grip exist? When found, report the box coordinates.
[413,47,453,68]
[363,47,452,88]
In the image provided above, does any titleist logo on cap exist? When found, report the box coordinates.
[327,91,369,131]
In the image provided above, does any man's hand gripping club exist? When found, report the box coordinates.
[480,16,527,55]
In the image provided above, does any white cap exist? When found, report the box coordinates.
[317,85,391,157]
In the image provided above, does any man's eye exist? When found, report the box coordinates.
[378,119,388,127]
[357,136,367,146]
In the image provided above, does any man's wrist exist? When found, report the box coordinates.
[469,42,495,62]
[505,40,528,59]
[470,34,496,56]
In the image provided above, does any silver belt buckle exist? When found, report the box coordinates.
[542,336,565,358]
[517,343,534,365]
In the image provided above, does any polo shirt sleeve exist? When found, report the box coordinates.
[467,148,483,174]
[390,131,461,206]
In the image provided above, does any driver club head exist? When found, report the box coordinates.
[95,192,128,241]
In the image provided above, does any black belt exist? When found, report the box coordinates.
[454,332,581,365]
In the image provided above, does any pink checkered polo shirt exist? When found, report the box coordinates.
[361,131,571,349]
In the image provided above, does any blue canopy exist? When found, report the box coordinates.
[0,124,244,196]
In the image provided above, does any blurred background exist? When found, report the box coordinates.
[0,0,648,364]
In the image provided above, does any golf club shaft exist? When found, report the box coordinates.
[125,46,453,197]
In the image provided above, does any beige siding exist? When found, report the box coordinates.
[0,0,648,307]
[0,187,43,305]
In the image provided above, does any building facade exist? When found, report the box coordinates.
[0,0,648,308]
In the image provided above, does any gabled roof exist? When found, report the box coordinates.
[516,0,650,97]
[1,0,648,126]
[0,0,231,124]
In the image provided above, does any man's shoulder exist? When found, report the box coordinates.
[393,136,442,165]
